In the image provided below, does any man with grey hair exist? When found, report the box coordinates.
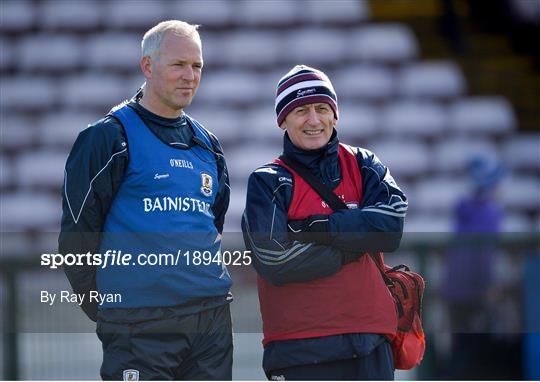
[60,20,233,380]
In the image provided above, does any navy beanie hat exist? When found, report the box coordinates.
[275,65,338,126]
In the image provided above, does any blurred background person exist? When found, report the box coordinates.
[440,156,507,379]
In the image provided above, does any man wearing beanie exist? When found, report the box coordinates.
[242,65,408,380]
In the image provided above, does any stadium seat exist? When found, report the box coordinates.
[126,75,146,97]
[449,96,516,135]
[336,102,379,140]
[19,35,82,72]
[502,213,533,232]
[235,0,298,25]
[502,134,540,171]
[242,106,284,142]
[301,0,370,23]
[40,0,101,30]
[1,0,35,31]
[285,28,348,65]
[403,214,452,232]
[412,177,468,213]
[0,77,58,110]
[0,192,61,231]
[196,31,222,66]
[86,34,141,71]
[332,65,395,100]
[225,183,247,228]
[0,156,12,188]
[59,74,129,109]
[0,116,38,150]
[186,108,243,144]
[432,137,499,173]
[397,61,466,99]
[15,150,69,189]
[220,31,282,67]
[196,70,266,104]
[0,38,14,71]
[167,0,234,27]
[380,100,448,137]
[39,111,102,147]
[103,0,169,29]
[226,145,280,181]
[348,23,419,63]
[499,176,540,211]
[368,139,430,177]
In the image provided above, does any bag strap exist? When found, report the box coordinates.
[368,253,394,287]
[279,154,393,286]
[279,155,348,211]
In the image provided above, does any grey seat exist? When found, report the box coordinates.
[336,102,379,141]
[412,176,468,214]
[0,116,38,151]
[15,150,69,189]
[380,100,447,137]
[86,34,141,71]
[285,28,348,65]
[0,77,58,110]
[332,65,395,100]
[40,0,101,30]
[235,0,298,26]
[103,0,169,29]
[168,0,234,27]
[0,192,61,231]
[502,134,540,171]
[396,61,466,99]
[39,111,102,147]
[432,138,499,173]
[301,0,370,23]
[1,0,35,32]
[368,139,430,177]
[19,34,82,72]
[449,97,516,136]
[348,23,419,63]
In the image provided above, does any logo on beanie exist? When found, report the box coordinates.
[296,88,316,98]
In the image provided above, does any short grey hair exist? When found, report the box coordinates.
[141,20,201,59]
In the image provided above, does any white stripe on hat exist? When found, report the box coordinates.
[277,94,337,121]
[275,79,335,108]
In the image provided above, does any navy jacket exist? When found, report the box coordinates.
[242,131,407,286]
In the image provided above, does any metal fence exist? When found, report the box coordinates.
[1,233,539,380]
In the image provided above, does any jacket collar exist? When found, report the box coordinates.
[282,129,339,170]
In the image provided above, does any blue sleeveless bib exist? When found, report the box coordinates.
[97,105,231,308]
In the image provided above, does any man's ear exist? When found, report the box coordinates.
[278,121,287,131]
[140,56,152,79]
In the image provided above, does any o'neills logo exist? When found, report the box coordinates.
[297,88,316,98]
[170,159,194,169]
[143,196,211,214]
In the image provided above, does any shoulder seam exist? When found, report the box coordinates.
[64,148,127,224]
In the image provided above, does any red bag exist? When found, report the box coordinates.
[370,254,426,370]
[384,264,426,370]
